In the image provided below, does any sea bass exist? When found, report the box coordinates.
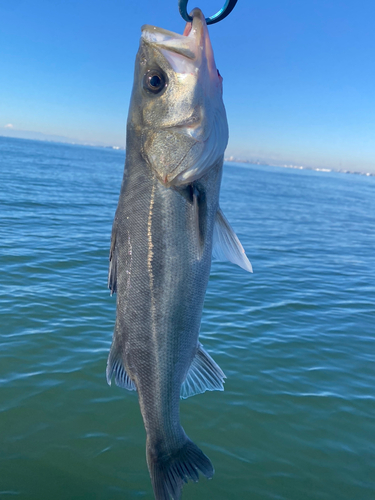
[107,9,252,500]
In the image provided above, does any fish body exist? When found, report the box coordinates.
[107,9,252,500]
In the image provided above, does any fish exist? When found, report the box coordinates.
[106,8,252,500]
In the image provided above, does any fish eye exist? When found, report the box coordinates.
[143,69,167,95]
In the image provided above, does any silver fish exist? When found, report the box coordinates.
[107,9,252,500]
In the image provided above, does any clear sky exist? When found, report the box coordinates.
[1,0,375,172]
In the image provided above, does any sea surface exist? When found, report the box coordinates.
[1,136,374,500]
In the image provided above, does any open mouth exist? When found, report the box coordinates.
[141,8,206,59]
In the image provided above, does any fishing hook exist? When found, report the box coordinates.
[178,0,238,25]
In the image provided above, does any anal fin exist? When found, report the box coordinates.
[180,343,226,399]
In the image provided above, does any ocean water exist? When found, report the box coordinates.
[1,135,374,500]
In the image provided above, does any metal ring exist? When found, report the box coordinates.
[178,0,238,26]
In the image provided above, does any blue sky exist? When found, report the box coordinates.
[1,0,375,172]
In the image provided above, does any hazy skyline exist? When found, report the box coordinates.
[1,0,375,172]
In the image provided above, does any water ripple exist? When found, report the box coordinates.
[1,138,375,499]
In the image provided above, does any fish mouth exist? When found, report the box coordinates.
[141,9,211,64]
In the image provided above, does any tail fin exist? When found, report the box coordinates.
[147,438,214,500]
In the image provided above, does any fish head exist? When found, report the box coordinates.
[128,8,228,187]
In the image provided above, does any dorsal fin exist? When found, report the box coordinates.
[106,336,136,391]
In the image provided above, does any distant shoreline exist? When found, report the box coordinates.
[1,134,373,177]
[0,133,125,152]
[224,158,374,177]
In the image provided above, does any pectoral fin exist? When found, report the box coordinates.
[212,208,253,273]
[193,186,204,259]
[180,343,226,399]
[108,218,118,295]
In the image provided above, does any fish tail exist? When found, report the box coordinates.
[146,438,214,500]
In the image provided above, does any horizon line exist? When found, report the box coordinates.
[1,131,374,178]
